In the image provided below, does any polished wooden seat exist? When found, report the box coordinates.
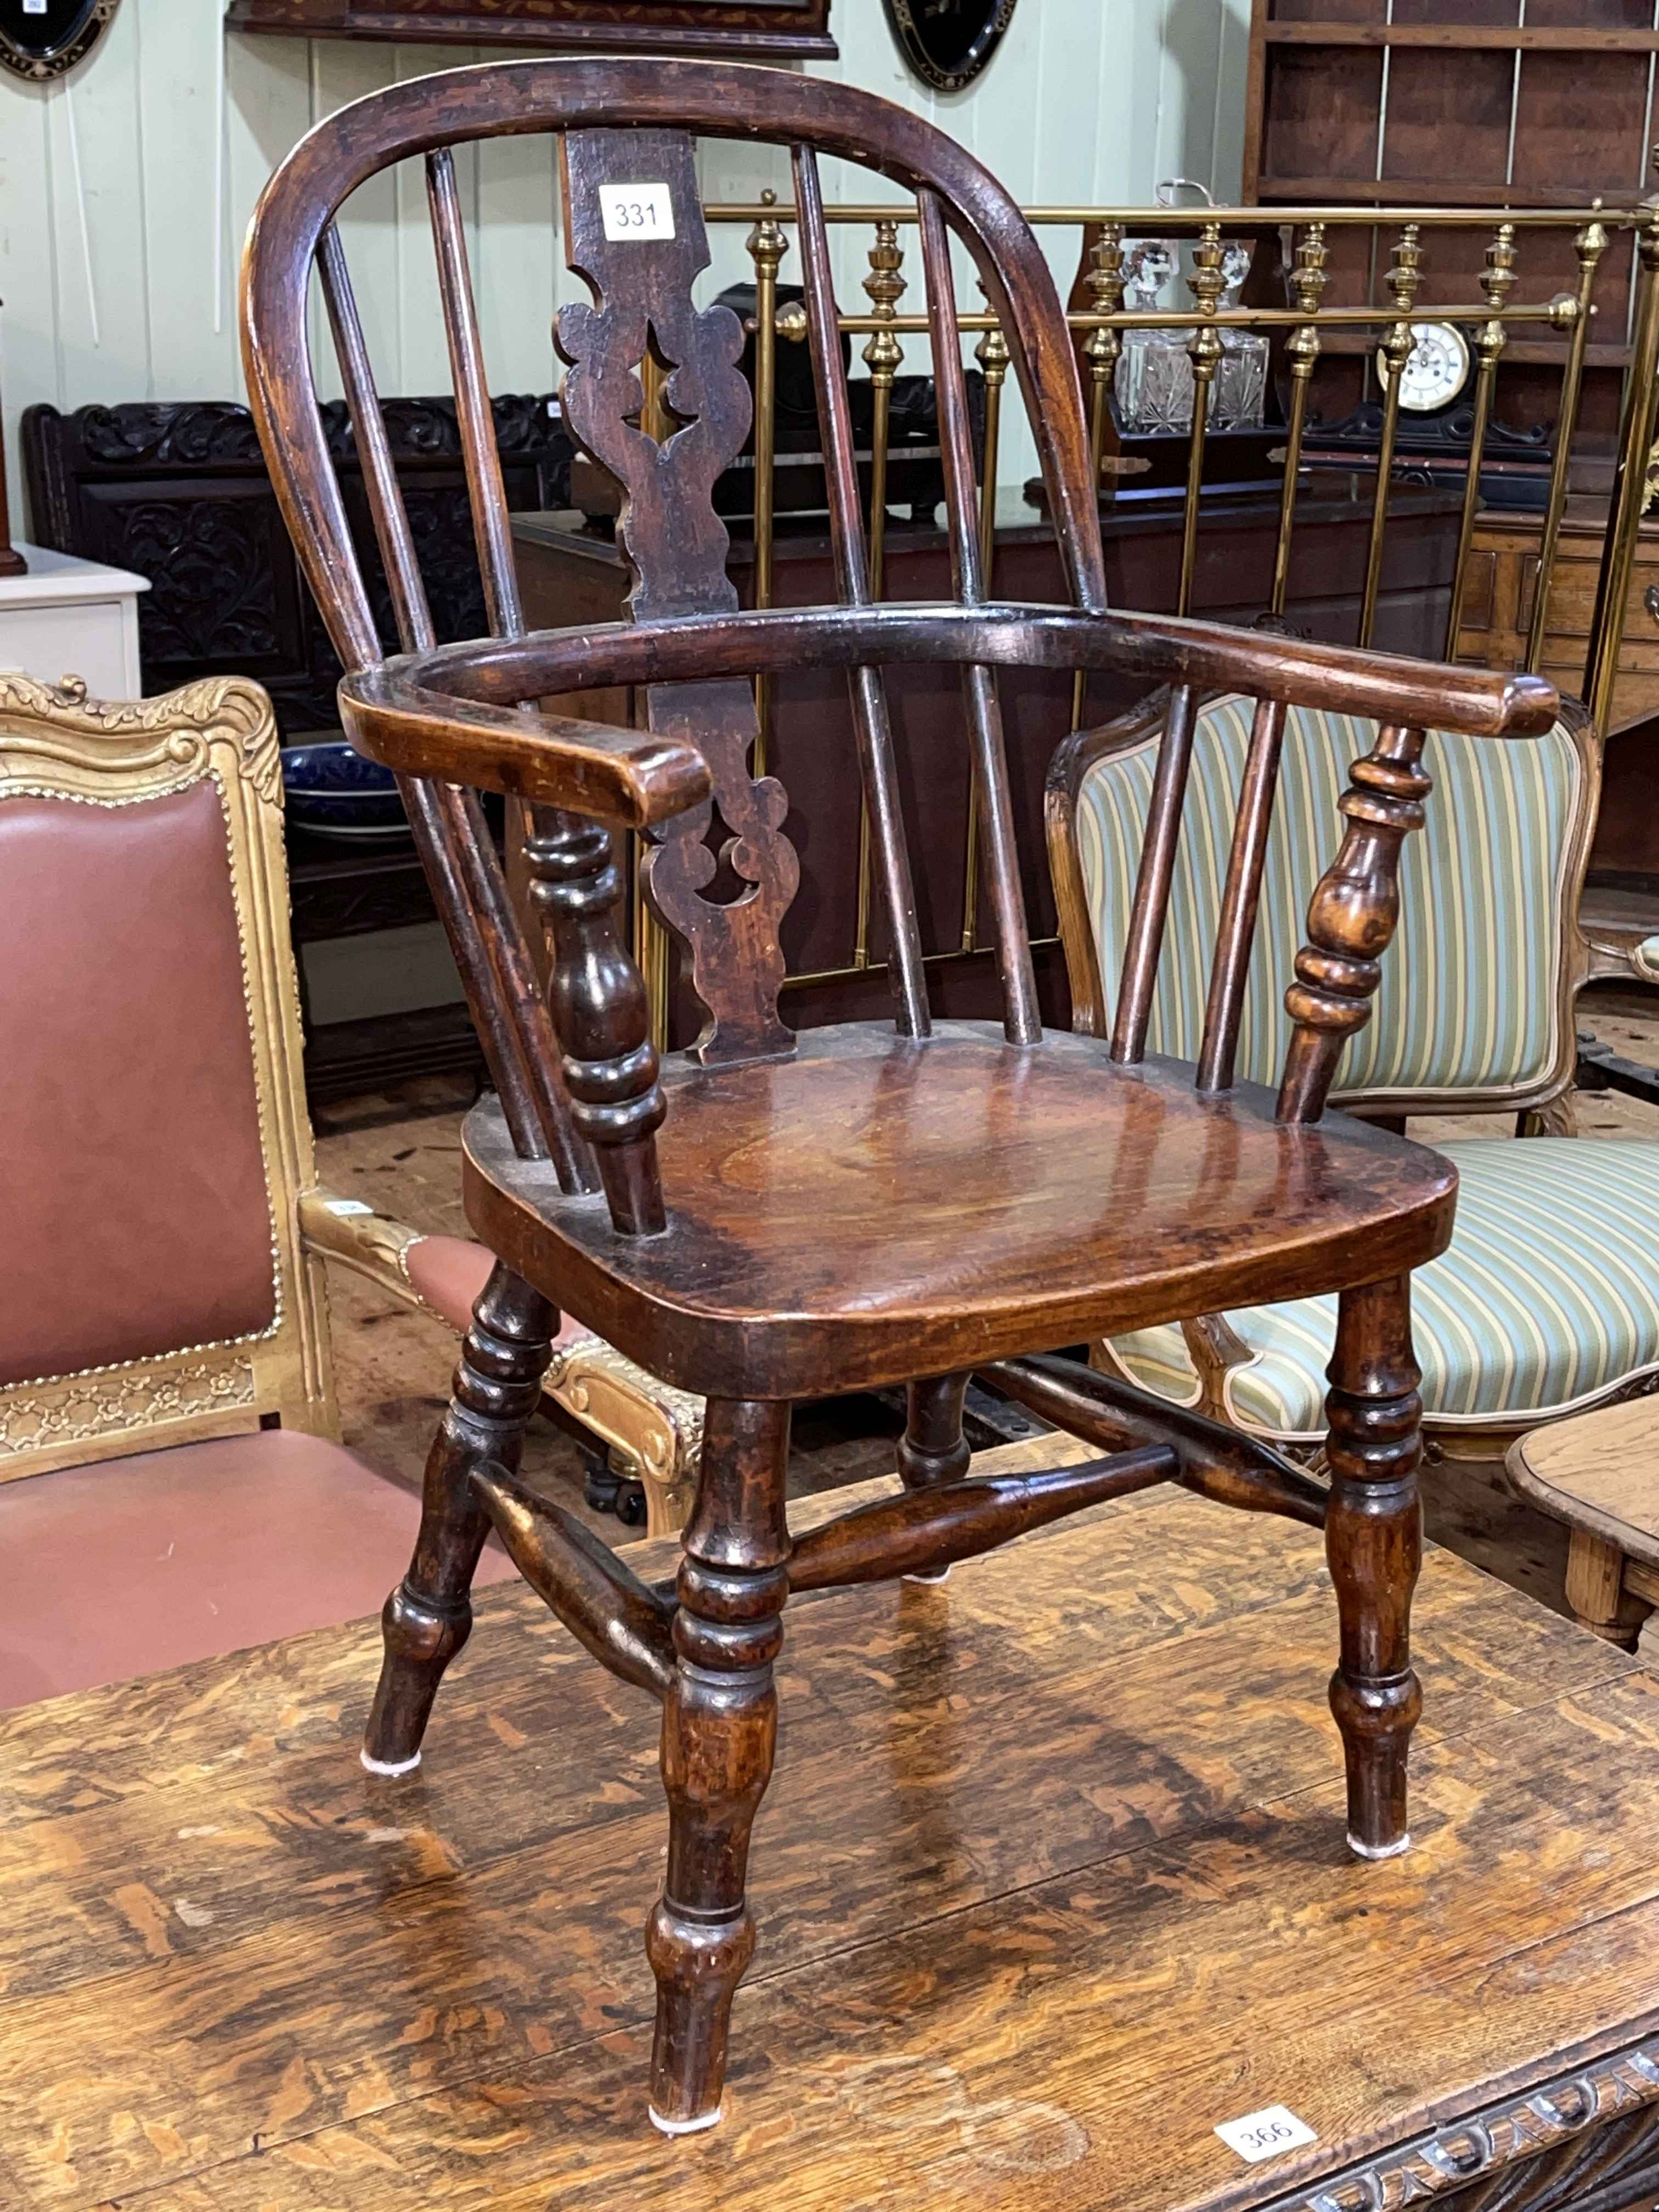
[241,55,1556,2137]
[464,1023,1457,1399]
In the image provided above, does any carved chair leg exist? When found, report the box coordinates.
[646,1398,791,2135]
[363,1263,555,1775]
[896,1373,970,1584]
[1325,1273,1424,1861]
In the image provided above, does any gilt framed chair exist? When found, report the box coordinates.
[0,669,546,1707]
[241,58,1556,2134]
[1048,687,1659,1463]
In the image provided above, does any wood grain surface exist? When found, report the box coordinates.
[1509,1395,1659,1568]
[1,1435,1655,2211]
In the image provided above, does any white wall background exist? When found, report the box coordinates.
[0,0,1250,537]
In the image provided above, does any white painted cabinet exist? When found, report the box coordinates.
[0,543,148,698]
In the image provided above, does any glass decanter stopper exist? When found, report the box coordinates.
[1114,239,1193,435]
[1211,240,1268,432]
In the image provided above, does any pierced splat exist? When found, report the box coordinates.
[557,127,797,1068]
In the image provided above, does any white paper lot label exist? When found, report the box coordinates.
[1215,2106,1318,2163]
[599,184,675,242]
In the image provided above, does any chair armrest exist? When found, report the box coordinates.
[337,669,713,831]
[370,603,1560,749]
[1633,934,1659,986]
[298,1186,444,1317]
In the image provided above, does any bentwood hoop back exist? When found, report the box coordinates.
[242,58,1556,2135]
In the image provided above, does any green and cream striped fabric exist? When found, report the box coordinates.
[1074,696,1583,1097]
[1111,1136,1659,1437]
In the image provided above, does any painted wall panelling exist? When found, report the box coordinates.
[0,1,1251,544]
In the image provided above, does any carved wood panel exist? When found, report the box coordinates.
[557,128,798,1065]
[22,394,572,739]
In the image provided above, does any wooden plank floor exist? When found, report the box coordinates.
[3,1436,1657,2210]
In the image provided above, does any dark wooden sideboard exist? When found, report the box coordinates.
[513,481,1465,1043]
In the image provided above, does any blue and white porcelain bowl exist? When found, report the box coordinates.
[280,739,410,838]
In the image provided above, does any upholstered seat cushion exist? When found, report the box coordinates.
[1111,1137,1659,1440]
[0,1427,520,1712]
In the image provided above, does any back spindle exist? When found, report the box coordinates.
[317,216,595,1190]
[1196,695,1288,1093]
[917,189,1041,1047]
[427,146,524,641]
[319,225,437,656]
[791,146,929,1039]
[1110,682,1198,1064]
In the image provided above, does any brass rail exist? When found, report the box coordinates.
[613,196,1659,1047]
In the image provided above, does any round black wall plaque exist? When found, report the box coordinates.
[0,0,120,82]
[883,0,1019,92]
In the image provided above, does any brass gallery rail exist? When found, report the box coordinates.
[617,196,1659,1040]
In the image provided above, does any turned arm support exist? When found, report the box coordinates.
[1277,721,1430,1124]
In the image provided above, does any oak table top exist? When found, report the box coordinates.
[2,1434,1656,2212]
[1508,1394,1659,1570]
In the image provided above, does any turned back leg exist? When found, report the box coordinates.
[898,1373,970,1583]
[646,1397,791,2134]
[1325,1273,1424,1860]
[363,1262,555,1774]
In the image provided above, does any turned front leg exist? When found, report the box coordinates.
[363,1263,555,1774]
[646,1398,791,2134]
[1325,1274,1424,1859]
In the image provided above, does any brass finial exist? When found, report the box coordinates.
[862,218,906,383]
[1286,221,1329,376]
[975,280,1011,391]
[1083,222,1126,386]
[1186,221,1225,379]
[1380,222,1424,385]
[745,185,788,284]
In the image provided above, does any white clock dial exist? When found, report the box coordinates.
[1378,320,1471,413]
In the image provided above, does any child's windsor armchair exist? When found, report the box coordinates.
[242,58,1556,2134]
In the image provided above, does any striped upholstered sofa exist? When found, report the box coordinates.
[1046,687,1657,1456]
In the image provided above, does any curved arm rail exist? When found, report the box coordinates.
[336,686,714,832]
[337,602,1559,825]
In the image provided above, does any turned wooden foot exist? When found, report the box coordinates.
[1324,1274,1424,1860]
[897,1373,970,1583]
[647,1398,790,2134]
[363,1263,555,1773]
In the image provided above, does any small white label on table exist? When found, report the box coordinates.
[323,1197,375,1217]
[599,183,675,242]
[24,1,47,15]
[1215,2106,1318,2163]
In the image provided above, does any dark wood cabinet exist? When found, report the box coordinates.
[1243,0,1656,212]
[224,0,836,60]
